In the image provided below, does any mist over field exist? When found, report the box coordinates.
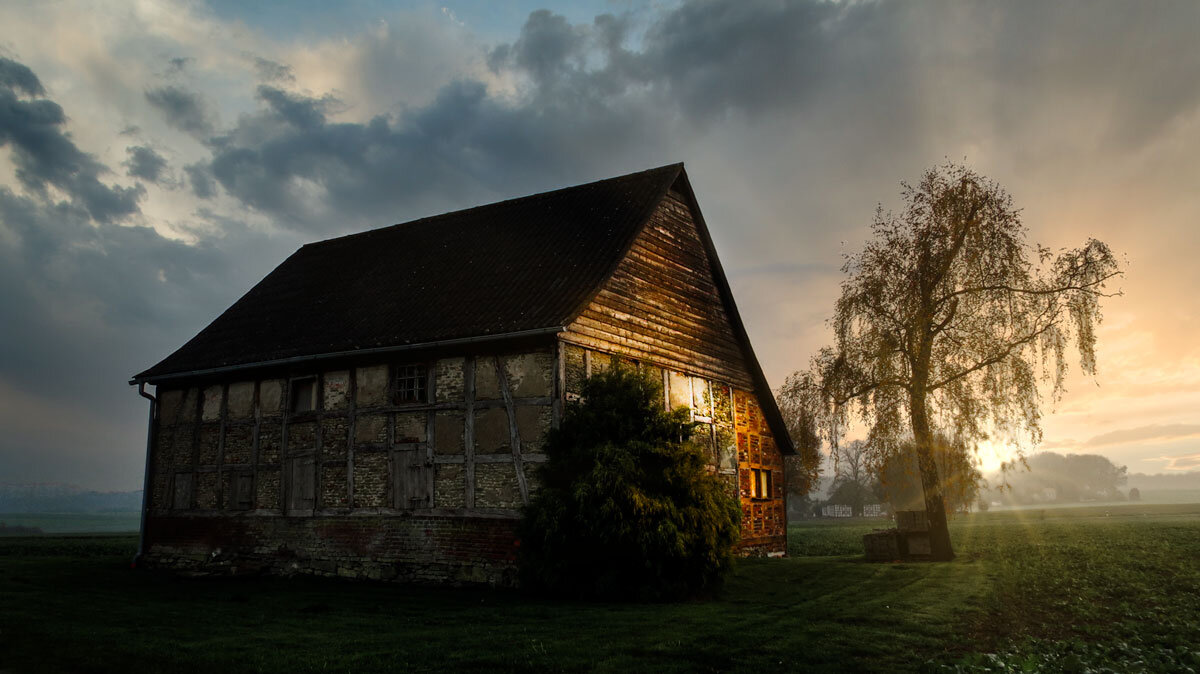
[0,483,141,513]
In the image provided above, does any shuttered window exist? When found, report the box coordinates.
[172,473,193,510]
[287,456,316,512]
[230,471,253,510]
[392,449,431,510]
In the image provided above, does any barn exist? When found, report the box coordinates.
[131,163,795,585]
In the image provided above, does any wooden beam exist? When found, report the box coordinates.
[494,355,530,505]
[464,357,476,510]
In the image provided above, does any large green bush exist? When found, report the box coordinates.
[518,365,740,600]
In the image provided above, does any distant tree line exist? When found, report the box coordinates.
[786,436,982,517]
[982,452,1128,506]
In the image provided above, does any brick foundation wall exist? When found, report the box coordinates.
[142,513,520,586]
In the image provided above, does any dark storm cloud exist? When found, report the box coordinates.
[144,85,214,136]
[255,85,333,129]
[0,57,45,96]
[123,145,168,183]
[202,68,672,232]
[0,58,143,222]
[184,162,216,198]
[488,10,588,86]
[636,0,839,119]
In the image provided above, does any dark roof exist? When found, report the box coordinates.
[137,164,684,380]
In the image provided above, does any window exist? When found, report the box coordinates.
[290,377,317,414]
[394,364,427,404]
[750,468,772,500]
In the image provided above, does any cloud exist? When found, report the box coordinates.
[165,56,191,75]
[250,55,294,83]
[183,162,215,199]
[1161,454,1200,471]
[199,69,672,232]
[0,55,301,487]
[123,145,169,183]
[0,57,45,97]
[0,57,143,222]
[1085,424,1200,448]
[144,85,214,136]
[254,85,336,129]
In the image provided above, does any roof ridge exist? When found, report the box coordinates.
[302,162,685,249]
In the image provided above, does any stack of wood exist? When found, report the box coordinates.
[862,510,932,562]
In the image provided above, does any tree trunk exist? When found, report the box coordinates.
[910,390,955,561]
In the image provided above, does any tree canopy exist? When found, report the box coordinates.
[780,162,1122,560]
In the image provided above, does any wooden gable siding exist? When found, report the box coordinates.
[563,189,753,389]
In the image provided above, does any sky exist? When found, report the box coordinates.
[1,0,1198,491]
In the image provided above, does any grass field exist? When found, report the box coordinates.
[1,503,1197,673]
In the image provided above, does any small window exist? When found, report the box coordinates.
[290,377,317,414]
[394,364,427,404]
[750,468,771,500]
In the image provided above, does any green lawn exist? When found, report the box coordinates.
[2,504,1198,673]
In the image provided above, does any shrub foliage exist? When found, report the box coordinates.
[518,365,740,600]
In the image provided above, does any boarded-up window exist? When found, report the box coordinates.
[230,471,253,510]
[392,449,431,510]
[172,473,193,510]
[290,377,317,414]
[287,456,316,511]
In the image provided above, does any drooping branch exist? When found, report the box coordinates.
[933,271,1124,306]
[926,318,1060,392]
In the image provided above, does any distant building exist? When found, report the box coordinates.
[823,505,853,518]
[131,164,795,585]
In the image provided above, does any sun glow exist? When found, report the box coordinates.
[973,440,1019,476]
